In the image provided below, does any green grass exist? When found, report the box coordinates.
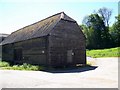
[0,61,92,71]
[0,61,44,71]
[87,47,120,58]
[0,61,10,67]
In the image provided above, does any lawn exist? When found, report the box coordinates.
[87,47,120,58]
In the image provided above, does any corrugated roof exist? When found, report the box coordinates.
[1,12,76,45]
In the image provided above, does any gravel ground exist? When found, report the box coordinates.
[0,57,118,88]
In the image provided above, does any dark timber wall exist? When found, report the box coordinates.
[0,34,9,59]
[2,37,48,65]
[1,12,86,67]
[48,19,86,67]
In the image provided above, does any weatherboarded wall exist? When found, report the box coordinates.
[48,19,86,67]
[2,44,14,62]
[2,20,86,67]
[2,36,48,65]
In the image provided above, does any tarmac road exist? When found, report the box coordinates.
[0,57,118,88]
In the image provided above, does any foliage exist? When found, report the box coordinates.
[87,47,120,58]
[110,14,120,47]
[81,7,120,49]
[98,7,112,27]
[0,61,10,67]
[0,62,44,71]
[82,13,111,49]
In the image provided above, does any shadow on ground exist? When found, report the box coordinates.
[44,66,98,73]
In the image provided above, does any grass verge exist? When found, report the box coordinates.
[0,61,93,71]
[87,47,120,58]
[0,61,44,71]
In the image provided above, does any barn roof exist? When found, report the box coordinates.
[0,33,9,37]
[0,33,9,43]
[1,12,76,45]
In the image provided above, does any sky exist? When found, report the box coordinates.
[0,0,119,34]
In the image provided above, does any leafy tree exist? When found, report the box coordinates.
[98,7,113,48]
[82,13,111,49]
[81,25,91,48]
[98,7,112,27]
[110,14,120,46]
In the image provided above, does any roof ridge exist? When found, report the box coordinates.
[61,12,76,22]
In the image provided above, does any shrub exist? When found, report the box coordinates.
[0,61,10,67]
[0,61,44,71]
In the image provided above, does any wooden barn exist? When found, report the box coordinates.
[0,34,9,59]
[0,33,9,43]
[1,12,86,67]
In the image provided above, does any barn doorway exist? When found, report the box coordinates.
[14,48,22,61]
[67,50,73,63]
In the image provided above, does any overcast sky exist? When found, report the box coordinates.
[0,0,119,34]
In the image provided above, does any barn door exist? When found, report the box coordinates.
[14,48,22,61]
[67,50,73,63]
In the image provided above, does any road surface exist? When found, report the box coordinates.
[0,57,118,88]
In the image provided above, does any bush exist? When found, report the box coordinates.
[0,61,44,71]
[0,61,10,67]
[12,65,19,70]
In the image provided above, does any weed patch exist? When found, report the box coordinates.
[0,61,44,71]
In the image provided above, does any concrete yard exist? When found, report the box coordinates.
[0,57,118,88]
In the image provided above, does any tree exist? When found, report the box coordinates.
[110,14,120,46]
[82,14,103,49]
[98,7,112,27]
[82,13,111,49]
[80,24,91,48]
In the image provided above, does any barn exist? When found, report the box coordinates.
[0,34,9,59]
[0,33,9,43]
[1,12,86,67]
